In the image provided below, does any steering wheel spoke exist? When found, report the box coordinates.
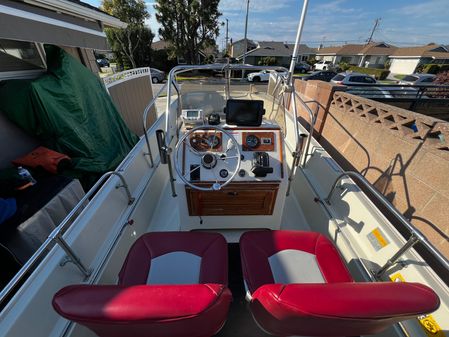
[174,126,242,192]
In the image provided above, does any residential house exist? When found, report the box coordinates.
[316,42,396,68]
[388,43,449,75]
[232,40,315,67]
[230,38,258,59]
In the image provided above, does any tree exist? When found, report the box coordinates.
[154,0,221,64]
[102,0,154,69]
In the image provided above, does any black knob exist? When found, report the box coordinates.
[238,169,246,177]
[219,169,229,178]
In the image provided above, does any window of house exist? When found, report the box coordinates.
[0,39,46,80]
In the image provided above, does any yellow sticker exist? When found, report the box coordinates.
[389,273,446,337]
[367,227,390,251]
[418,315,446,337]
[389,272,406,283]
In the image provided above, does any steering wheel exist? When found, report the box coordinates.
[174,125,241,191]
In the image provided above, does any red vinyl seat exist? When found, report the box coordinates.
[240,230,440,337]
[53,232,232,337]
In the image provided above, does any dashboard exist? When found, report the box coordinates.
[181,125,283,184]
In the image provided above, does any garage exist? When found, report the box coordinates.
[389,58,420,75]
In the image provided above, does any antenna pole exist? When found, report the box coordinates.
[367,18,381,44]
[242,0,250,79]
[287,0,310,85]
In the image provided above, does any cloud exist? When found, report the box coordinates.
[310,0,356,14]
[220,0,292,13]
[390,0,449,18]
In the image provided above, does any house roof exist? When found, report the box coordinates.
[236,41,314,59]
[317,42,395,56]
[390,44,449,59]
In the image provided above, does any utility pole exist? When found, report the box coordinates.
[242,0,250,78]
[225,18,229,54]
[367,18,381,44]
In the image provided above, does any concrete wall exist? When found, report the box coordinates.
[294,79,449,258]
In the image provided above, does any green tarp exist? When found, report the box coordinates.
[0,45,138,178]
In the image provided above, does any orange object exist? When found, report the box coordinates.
[13,146,71,174]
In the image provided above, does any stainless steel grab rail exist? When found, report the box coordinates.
[324,171,449,277]
[142,82,168,167]
[292,92,320,166]
[0,171,135,306]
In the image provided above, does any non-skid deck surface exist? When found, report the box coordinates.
[216,244,271,337]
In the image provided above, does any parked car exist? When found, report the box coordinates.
[301,70,337,82]
[346,86,424,99]
[331,72,377,85]
[398,73,436,86]
[314,60,335,71]
[247,70,287,82]
[96,58,109,67]
[346,86,393,98]
[295,62,311,73]
[150,68,166,83]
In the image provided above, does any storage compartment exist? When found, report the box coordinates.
[186,183,278,216]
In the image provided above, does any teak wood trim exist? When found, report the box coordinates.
[186,182,279,216]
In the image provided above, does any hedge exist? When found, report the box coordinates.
[347,66,390,80]
[423,64,449,74]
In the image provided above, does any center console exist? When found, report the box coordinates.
[183,125,283,216]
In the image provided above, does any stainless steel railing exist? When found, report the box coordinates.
[324,171,449,277]
[0,171,134,306]
[142,82,168,167]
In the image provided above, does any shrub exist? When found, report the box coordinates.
[415,63,425,73]
[440,65,449,73]
[423,64,440,74]
[258,57,277,66]
[434,71,449,85]
[347,66,390,80]
[338,62,350,71]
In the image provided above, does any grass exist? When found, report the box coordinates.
[175,76,211,81]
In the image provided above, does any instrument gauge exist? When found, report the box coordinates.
[245,134,259,149]
[207,135,221,148]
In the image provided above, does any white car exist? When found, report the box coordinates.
[314,60,335,71]
[398,74,435,86]
[247,70,287,82]
[331,72,377,85]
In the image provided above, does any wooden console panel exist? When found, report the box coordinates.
[186,182,279,216]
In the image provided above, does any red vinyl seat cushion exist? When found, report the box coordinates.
[53,232,231,337]
[250,283,440,336]
[240,230,353,293]
[240,230,440,336]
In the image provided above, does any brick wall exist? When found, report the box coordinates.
[294,79,449,258]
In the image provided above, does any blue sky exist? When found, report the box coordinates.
[85,0,449,48]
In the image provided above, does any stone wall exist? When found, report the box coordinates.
[294,79,449,258]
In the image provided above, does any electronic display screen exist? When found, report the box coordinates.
[187,110,199,118]
[225,100,264,126]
